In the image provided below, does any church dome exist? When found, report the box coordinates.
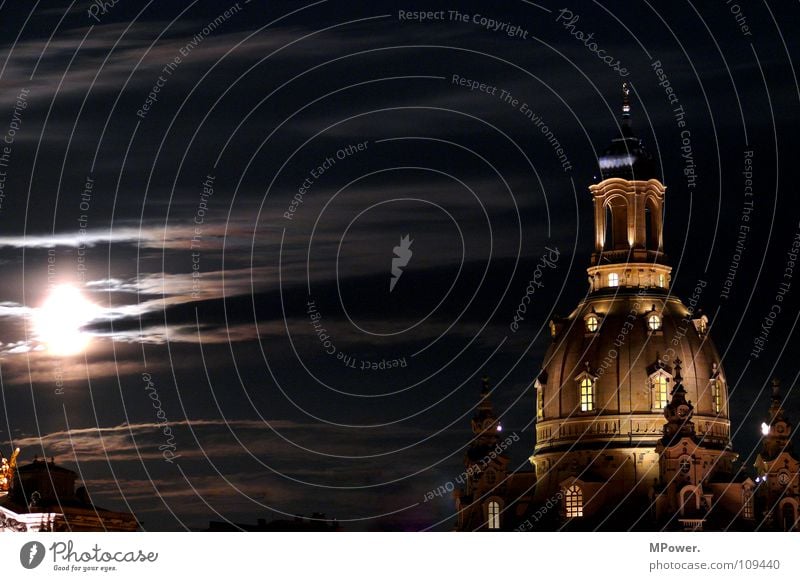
[533,83,729,458]
[535,290,730,455]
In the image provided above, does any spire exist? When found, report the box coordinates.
[621,82,631,128]
[596,80,657,181]
[662,359,696,444]
[465,376,503,470]
[673,358,683,386]
[478,375,492,411]
[760,378,793,459]
[472,376,500,437]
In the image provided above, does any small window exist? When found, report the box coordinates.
[743,491,754,520]
[537,385,544,419]
[608,272,619,287]
[487,501,500,530]
[653,375,669,409]
[580,378,594,412]
[586,314,599,333]
[658,273,666,288]
[680,457,691,474]
[712,380,722,414]
[648,314,662,331]
[564,485,583,518]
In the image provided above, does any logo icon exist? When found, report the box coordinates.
[390,235,413,292]
[20,541,45,569]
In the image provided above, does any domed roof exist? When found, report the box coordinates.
[598,83,658,181]
[598,128,657,181]
[536,290,729,452]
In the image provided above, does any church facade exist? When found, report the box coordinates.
[455,86,799,532]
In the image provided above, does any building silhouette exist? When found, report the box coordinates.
[455,85,799,532]
[0,451,138,532]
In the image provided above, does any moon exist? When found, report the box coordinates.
[34,285,100,356]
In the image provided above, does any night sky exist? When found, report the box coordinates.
[0,0,798,531]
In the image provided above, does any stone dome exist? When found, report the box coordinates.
[598,128,657,181]
[534,288,730,455]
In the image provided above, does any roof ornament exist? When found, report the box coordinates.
[622,81,631,120]
[771,377,781,399]
[0,447,20,493]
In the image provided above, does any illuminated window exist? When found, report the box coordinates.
[608,272,619,287]
[487,501,500,530]
[580,378,594,412]
[564,485,583,518]
[712,380,722,414]
[537,386,544,419]
[653,375,669,409]
[586,314,599,333]
[658,273,666,288]
[743,491,754,520]
[648,314,662,331]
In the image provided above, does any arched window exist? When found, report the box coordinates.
[604,205,613,249]
[652,375,669,410]
[604,197,628,251]
[608,272,619,287]
[536,385,544,420]
[487,501,501,530]
[658,273,666,288]
[711,379,722,414]
[645,197,660,250]
[586,314,599,333]
[580,378,594,412]
[647,313,662,331]
[564,485,583,518]
[743,490,754,520]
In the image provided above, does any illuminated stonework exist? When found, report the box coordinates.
[454,86,799,532]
